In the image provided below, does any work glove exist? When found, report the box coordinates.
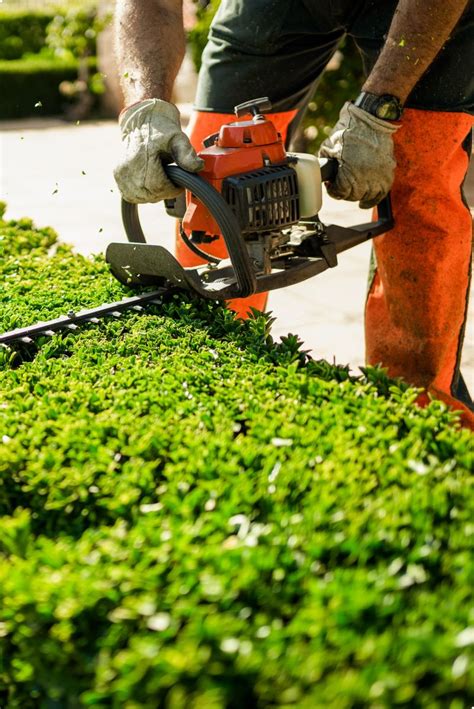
[114,98,204,204]
[319,102,399,209]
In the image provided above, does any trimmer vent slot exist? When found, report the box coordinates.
[223,164,299,233]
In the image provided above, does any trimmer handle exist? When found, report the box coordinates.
[121,165,257,298]
[318,156,393,243]
[118,160,394,299]
[319,157,339,183]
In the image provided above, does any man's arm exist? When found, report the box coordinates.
[115,0,185,104]
[320,0,469,207]
[113,0,203,204]
[364,0,469,102]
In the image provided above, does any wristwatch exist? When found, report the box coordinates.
[354,92,404,121]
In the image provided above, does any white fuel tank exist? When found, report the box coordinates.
[288,152,323,218]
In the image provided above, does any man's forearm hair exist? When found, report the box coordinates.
[115,0,185,106]
[363,0,469,103]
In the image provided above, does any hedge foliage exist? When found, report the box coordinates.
[0,5,100,60]
[0,207,473,707]
[301,41,364,151]
[0,10,51,60]
[0,4,102,119]
[0,56,98,119]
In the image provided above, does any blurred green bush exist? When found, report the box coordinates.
[188,0,221,72]
[0,56,97,119]
[0,4,106,119]
[301,41,365,152]
[0,10,51,60]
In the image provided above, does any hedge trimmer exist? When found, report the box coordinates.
[0,97,393,347]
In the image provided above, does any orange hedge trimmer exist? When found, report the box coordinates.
[0,98,393,346]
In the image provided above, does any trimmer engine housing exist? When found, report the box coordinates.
[182,108,301,239]
[107,97,393,300]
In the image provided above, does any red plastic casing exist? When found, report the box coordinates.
[182,115,288,236]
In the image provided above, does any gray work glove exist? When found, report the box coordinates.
[114,98,204,204]
[319,102,399,209]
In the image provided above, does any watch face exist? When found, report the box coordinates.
[375,101,399,120]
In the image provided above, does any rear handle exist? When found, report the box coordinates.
[318,157,393,240]
[319,157,338,183]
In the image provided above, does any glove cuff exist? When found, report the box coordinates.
[345,102,400,134]
[119,99,181,131]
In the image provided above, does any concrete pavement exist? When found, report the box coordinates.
[1,116,472,387]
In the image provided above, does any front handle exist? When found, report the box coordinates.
[121,165,257,298]
[319,157,338,183]
[318,157,393,242]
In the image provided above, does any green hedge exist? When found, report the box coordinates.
[188,0,220,72]
[0,207,473,706]
[0,5,102,118]
[0,56,97,119]
[0,10,52,60]
[0,6,101,61]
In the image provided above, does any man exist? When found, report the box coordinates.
[113,0,474,428]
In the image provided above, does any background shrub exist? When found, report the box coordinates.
[0,4,101,60]
[0,56,97,119]
[0,3,104,119]
[0,208,472,706]
[300,41,364,152]
[0,10,51,60]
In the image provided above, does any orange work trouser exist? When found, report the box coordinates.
[366,109,473,429]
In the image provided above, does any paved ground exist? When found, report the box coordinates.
[1,116,472,388]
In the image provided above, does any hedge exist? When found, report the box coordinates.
[0,5,100,61]
[0,5,101,119]
[0,56,97,119]
[0,206,473,706]
[0,10,52,61]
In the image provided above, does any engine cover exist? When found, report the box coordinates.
[222,163,299,233]
[183,113,292,237]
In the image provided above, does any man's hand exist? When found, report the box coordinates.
[114,2,196,203]
[114,99,204,204]
[319,102,399,209]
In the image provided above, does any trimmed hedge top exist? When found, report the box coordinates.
[0,206,473,707]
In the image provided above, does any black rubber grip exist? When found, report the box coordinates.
[319,158,338,183]
[121,165,257,298]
